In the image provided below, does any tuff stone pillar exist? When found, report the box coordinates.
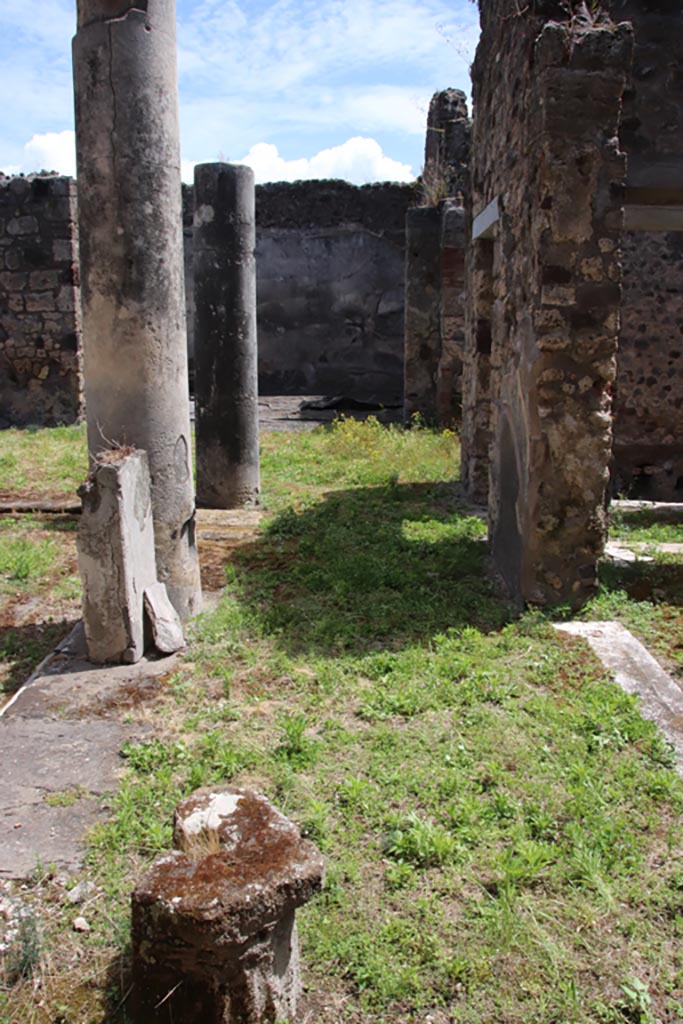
[72,0,201,621]
[403,206,441,423]
[194,163,260,508]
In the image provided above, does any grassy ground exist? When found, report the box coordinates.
[595,504,683,680]
[1,420,683,1023]
[0,424,87,504]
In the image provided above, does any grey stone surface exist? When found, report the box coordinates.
[72,0,201,621]
[0,622,175,879]
[555,620,683,774]
[0,718,130,878]
[132,787,324,1024]
[194,163,260,509]
[78,451,158,664]
[144,582,185,655]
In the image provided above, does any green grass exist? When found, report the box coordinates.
[0,424,87,502]
[3,419,683,1024]
[0,519,56,588]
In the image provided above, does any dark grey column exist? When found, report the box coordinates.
[72,0,201,621]
[403,205,442,423]
[193,163,260,508]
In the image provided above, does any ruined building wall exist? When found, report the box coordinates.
[0,174,82,427]
[404,89,470,424]
[609,0,683,500]
[185,179,414,402]
[463,2,632,606]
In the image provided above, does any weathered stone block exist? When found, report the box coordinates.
[78,450,158,664]
[6,216,38,236]
[131,787,324,1024]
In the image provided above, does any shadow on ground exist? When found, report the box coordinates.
[0,619,77,702]
[599,558,683,607]
[210,481,512,658]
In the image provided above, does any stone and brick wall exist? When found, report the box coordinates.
[463,2,633,606]
[0,174,82,427]
[184,179,415,402]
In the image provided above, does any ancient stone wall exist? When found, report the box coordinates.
[185,179,415,402]
[0,174,81,427]
[464,3,633,606]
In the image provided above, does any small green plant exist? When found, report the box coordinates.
[384,813,459,868]
[4,905,42,984]
[44,786,86,808]
[620,976,654,1023]
[275,712,317,767]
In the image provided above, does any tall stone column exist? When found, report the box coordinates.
[403,205,441,423]
[193,163,260,508]
[72,0,201,621]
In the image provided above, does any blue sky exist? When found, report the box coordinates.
[0,0,479,184]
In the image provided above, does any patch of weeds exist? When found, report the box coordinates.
[44,786,87,808]
[275,712,318,768]
[610,506,683,545]
[384,812,460,868]
[7,422,683,1024]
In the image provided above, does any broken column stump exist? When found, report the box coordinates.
[131,787,325,1024]
[78,450,158,664]
[194,163,260,509]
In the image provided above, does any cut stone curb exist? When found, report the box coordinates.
[555,620,683,774]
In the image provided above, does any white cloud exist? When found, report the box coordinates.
[182,137,415,186]
[1,130,76,177]
[0,0,480,181]
[8,130,412,187]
